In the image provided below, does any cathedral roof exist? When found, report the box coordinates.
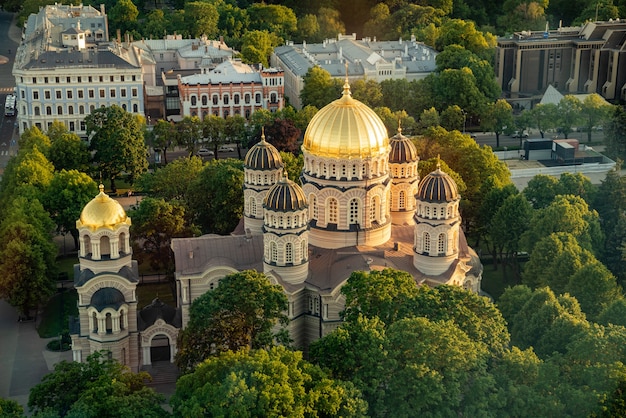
[302,79,389,159]
[78,185,129,229]
[417,165,459,202]
[244,132,283,170]
[91,287,125,310]
[264,174,307,212]
[389,126,418,163]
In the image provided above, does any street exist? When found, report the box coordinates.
[0,11,19,175]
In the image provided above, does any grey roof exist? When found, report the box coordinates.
[274,36,437,78]
[75,265,138,287]
[22,46,140,70]
[180,59,267,85]
[138,298,182,330]
[91,287,125,310]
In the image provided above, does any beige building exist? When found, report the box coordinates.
[171,79,483,350]
[496,20,626,110]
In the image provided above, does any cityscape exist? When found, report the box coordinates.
[1,1,626,417]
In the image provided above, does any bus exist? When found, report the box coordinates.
[4,94,16,117]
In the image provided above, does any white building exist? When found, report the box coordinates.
[13,4,144,137]
[271,33,438,109]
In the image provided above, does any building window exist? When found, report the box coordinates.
[370,196,378,222]
[250,197,256,216]
[79,105,84,114]
[423,232,431,253]
[328,198,338,224]
[213,95,218,105]
[191,96,197,106]
[99,89,105,98]
[132,88,138,97]
[301,240,307,261]
[438,233,446,254]
[202,95,208,106]
[69,121,75,131]
[270,93,277,103]
[133,104,138,112]
[110,89,116,98]
[34,106,40,116]
[45,91,51,100]
[234,94,240,105]
[33,91,39,100]
[349,198,359,224]
[121,89,126,98]
[310,195,317,220]
[245,94,250,104]
[399,190,405,209]
[271,241,278,262]
[255,93,261,104]
[68,105,74,115]
[285,243,293,263]
[88,89,94,98]
[223,94,229,105]
[46,106,52,115]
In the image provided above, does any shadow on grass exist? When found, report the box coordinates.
[481,263,522,302]
[38,289,78,338]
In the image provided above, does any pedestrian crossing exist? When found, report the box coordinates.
[0,150,11,156]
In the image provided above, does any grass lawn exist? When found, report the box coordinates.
[38,289,78,338]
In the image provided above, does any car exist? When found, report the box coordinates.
[218,145,235,152]
[197,148,214,156]
[512,130,529,138]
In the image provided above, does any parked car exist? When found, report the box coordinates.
[197,148,214,156]
[218,145,235,152]
[512,130,529,138]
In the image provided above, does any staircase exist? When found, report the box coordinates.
[142,361,180,386]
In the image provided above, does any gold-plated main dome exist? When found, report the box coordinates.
[78,185,129,229]
[302,81,389,159]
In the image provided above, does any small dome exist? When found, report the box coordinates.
[389,126,418,163]
[79,185,128,229]
[264,174,307,212]
[302,81,388,159]
[417,166,459,202]
[244,132,283,170]
[91,288,125,311]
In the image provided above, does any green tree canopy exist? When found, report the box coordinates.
[48,131,90,173]
[300,66,343,109]
[136,156,204,204]
[176,270,289,372]
[240,30,280,67]
[85,105,148,192]
[171,346,367,417]
[29,351,164,417]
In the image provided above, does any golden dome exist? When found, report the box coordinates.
[389,125,418,163]
[244,129,283,170]
[302,81,389,159]
[79,185,128,229]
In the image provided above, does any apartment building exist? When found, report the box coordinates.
[496,20,626,110]
[271,33,438,109]
[177,59,284,120]
[13,3,144,137]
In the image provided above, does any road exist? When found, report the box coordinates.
[0,11,19,175]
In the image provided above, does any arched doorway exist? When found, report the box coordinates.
[150,334,170,362]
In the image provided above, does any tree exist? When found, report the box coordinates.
[129,198,197,274]
[341,269,419,325]
[216,3,249,50]
[184,2,218,38]
[431,68,488,117]
[489,192,534,272]
[565,260,622,321]
[263,118,300,153]
[85,105,148,192]
[580,94,611,142]
[419,107,440,130]
[528,103,559,137]
[142,9,168,40]
[136,156,204,204]
[171,346,367,417]
[174,116,203,158]
[247,3,297,40]
[373,107,417,137]
[350,78,383,108]
[434,18,497,60]
[48,132,91,173]
[523,174,560,209]
[186,159,244,234]
[300,66,343,109]
[0,397,24,418]
[201,115,226,156]
[18,126,51,154]
[316,7,346,40]
[604,105,626,162]
[240,30,280,67]
[29,351,164,417]
[0,197,57,318]
[557,95,583,138]
[439,105,464,132]
[43,170,98,250]
[175,271,289,372]
[108,0,138,33]
[224,115,248,159]
[148,119,177,165]
[481,99,514,147]
[0,146,54,209]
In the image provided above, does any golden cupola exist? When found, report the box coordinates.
[302,79,389,159]
[77,184,130,230]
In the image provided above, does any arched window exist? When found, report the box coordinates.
[92,312,98,333]
[202,95,208,106]
[191,96,197,106]
[438,233,446,254]
[119,309,125,330]
[213,95,218,105]
[328,198,338,224]
[245,93,250,104]
[285,243,293,263]
[223,94,229,104]
[250,197,256,216]
[309,195,317,220]
[399,191,406,209]
[271,241,278,262]
[423,232,431,253]
[133,104,138,112]
[372,196,381,222]
[349,198,359,224]
[57,105,63,115]
[301,240,307,261]
[34,107,40,116]
[440,207,445,218]
[255,93,261,103]
[234,94,240,105]
[105,313,112,333]
[46,106,52,115]
[270,93,277,103]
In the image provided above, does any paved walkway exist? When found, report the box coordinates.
[0,300,72,414]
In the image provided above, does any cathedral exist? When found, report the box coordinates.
[69,79,482,372]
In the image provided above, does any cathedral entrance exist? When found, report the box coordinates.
[149,334,171,363]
